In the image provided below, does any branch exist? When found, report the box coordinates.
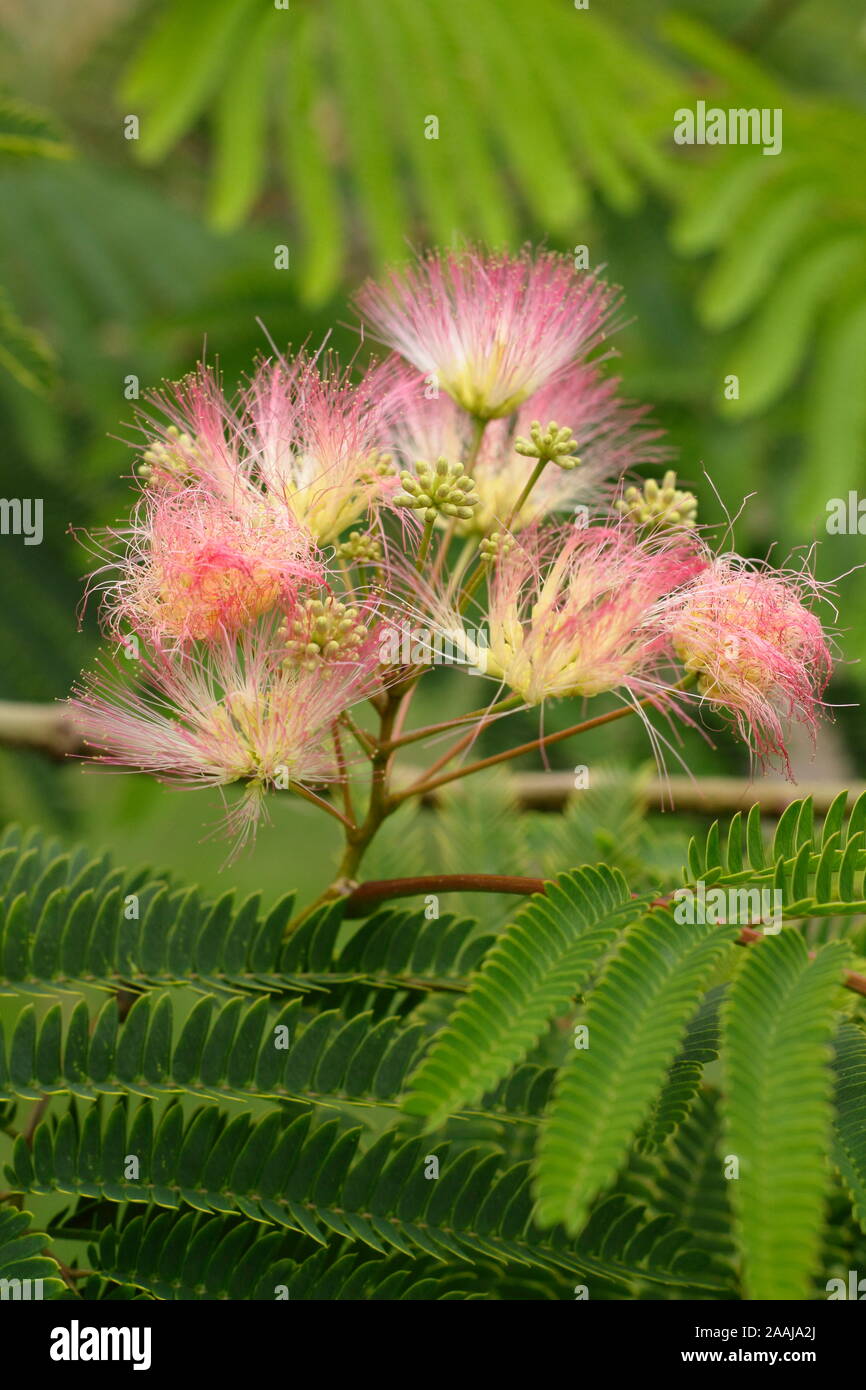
[341,873,866,996]
[393,690,679,803]
[0,700,84,758]
[342,872,542,916]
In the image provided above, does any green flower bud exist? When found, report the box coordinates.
[336,530,382,564]
[281,596,368,671]
[393,457,480,524]
[615,470,698,530]
[514,420,581,470]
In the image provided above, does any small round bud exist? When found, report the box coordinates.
[514,419,581,470]
[615,470,698,530]
[393,457,480,521]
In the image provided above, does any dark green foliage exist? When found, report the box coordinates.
[2,796,865,1298]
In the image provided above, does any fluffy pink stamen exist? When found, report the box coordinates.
[356,246,620,419]
[657,556,834,773]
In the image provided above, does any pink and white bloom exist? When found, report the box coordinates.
[239,355,398,542]
[99,487,324,646]
[410,525,705,705]
[137,354,398,545]
[356,247,619,420]
[70,618,385,850]
[383,361,666,534]
[657,556,834,772]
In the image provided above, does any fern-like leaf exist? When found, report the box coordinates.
[722,932,849,1299]
[403,866,644,1127]
[535,908,735,1232]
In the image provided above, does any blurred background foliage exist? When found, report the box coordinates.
[0,0,864,895]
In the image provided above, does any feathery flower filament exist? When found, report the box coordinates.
[415,527,705,706]
[659,558,833,770]
[70,621,385,850]
[384,361,666,536]
[357,247,619,419]
[106,490,323,645]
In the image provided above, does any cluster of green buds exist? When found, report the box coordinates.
[478,530,516,562]
[281,596,368,671]
[514,420,581,470]
[358,450,397,483]
[336,530,382,565]
[137,425,200,485]
[393,457,480,523]
[616,470,698,530]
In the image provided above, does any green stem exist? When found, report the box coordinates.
[464,415,488,474]
[285,685,406,934]
[458,455,548,609]
[291,781,356,830]
[415,514,436,572]
[430,416,488,585]
[504,457,548,532]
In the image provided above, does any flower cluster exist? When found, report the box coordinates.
[71,246,837,853]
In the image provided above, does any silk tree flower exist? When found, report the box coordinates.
[136,354,399,545]
[355,246,619,420]
[99,487,325,646]
[657,556,834,772]
[408,525,705,705]
[69,618,386,851]
[383,361,667,535]
[239,355,400,542]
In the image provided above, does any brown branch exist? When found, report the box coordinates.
[343,872,543,916]
[464,773,866,818]
[341,873,866,996]
[3,700,861,827]
[0,701,85,758]
[393,682,694,804]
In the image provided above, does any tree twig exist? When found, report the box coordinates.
[340,873,866,995]
[0,701,84,758]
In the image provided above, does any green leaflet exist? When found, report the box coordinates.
[653,1090,737,1266]
[2,793,864,1299]
[637,984,725,1152]
[794,296,866,529]
[0,1206,66,1299]
[14,1103,730,1295]
[92,1215,480,1300]
[0,989,556,1125]
[118,0,682,293]
[831,1021,866,1234]
[0,826,494,998]
[723,932,850,1300]
[0,286,56,393]
[403,865,645,1128]
[683,793,866,919]
[535,909,736,1232]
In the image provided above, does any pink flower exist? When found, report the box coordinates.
[409,524,705,705]
[99,487,324,646]
[137,354,398,544]
[356,247,619,419]
[239,354,399,541]
[383,361,666,534]
[70,617,385,852]
[657,556,834,773]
